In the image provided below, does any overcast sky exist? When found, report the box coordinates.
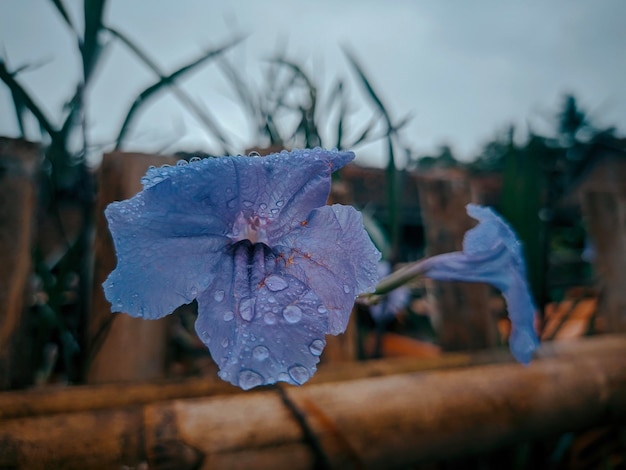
[1,1,625,167]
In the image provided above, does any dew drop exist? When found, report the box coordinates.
[190,286,198,296]
[214,290,225,302]
[223,310,234,322]
[240,298,256,321]
[309,339,325,356]
[252,345,269,361]
[268,295,276,304]
[317,305,327,314]
[189,156,202,163]
[264,313,277,325]
[238,370,264,390]
[270,208,279,215]
[259,203,267,210]
[283,305,302,324]
[276,200,284,207]
[343,284,351,294]
[221,338,229,348]
[288,365,310,385]
[176,159,188,166]
[242,200,254,208]
[248,151,261,157]
[278,372,290,382]
[266,275,288,292]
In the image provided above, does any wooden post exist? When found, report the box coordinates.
[88,152,176,383]
[0,138,39,389]
[577,146,626,333]
[416,169,495,351]
[0,335,624,468]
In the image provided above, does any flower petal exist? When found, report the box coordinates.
[277,204,381,334]
[103,185,230,319]
[421,204,539,364]
[140,149,355,245]
[194,244,329,389]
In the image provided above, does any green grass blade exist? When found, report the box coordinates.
[81,0,107,83]
[49,0,76,32]
[10,89,27,137]
[107,26,232,153]
[115,36,243,149]
[0,59,59,139]
[344,48,402,260]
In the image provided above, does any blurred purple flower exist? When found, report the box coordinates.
[420,204,539,364]
[104,148,380,389]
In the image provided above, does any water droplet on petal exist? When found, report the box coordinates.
[242,200,254,208]
[259,203,267,210]
[248,151,261,157]
[276,200,284,207]
[264,313,277,325]
[317,305,327,314]
[238,370,264,390]
[221,338,229,348]
[223,310,234,322]
[270,208,279,215]
[265,275,288,292]
[309,339,325,356]
[253,345,269,361]
[283,305,302,324]
[176,159,188,166]
[278,372,290,382]
[343,285,351,294]
[189,156,202,163]
[240,298,256,321]
[288,365,310,385]
[214,290,225,302]
[190,286,198,296]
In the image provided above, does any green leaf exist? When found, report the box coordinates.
[107,26,233,153]
[49,0,76,32]
[10,88,27,137]
[344,48,402,260]
[81,0,107,83]
[0,59,59,140]
[115,36,243,149]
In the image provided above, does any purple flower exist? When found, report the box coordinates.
[103,148,380,389]
[420,204,539,364]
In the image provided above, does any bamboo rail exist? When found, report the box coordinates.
[0,335,624,469]
[0,138,39,389]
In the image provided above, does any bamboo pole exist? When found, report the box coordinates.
[88,152,177,383]
[0,335,624,468]
[577,146,626,333]
[0,138,39,389]
[416,170,496,351]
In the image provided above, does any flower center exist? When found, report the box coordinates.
[229,211,269,245]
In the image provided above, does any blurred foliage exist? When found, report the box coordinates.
[465,94,616,310]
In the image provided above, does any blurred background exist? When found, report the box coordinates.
[1,1,626,468]
[1,0,625,166]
